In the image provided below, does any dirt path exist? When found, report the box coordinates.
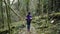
[18,24,37,34]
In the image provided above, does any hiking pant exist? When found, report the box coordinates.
[27,20,31,31]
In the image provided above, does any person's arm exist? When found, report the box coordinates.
[30,16,32,21]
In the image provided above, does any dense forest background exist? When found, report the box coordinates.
[0,0,60,34]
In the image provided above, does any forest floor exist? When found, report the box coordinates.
[18,24,37,34]
[0,13,60,34]
[10,21,38,34]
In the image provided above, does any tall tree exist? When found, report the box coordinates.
[0,0,4,28]
[18,0,20,11]
[36,0,40,16]
[26,0,29,12]
[7,0,11,34]
[4,0,11,34]
[46,0,49,24]
[40,0,44,17]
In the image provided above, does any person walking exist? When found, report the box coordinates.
[26,12,32,32]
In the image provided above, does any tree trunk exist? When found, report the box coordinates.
[0,0,4,28]
[4,0,11,34]
[26,0,29,12]
[36,0,40,16]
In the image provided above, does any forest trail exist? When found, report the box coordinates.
[18,24,37,34]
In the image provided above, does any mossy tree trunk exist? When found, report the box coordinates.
[26,0,29,12]
[4,0,11,34]
[0,0,4,28]
[40,0,44,17]
[36,0,40,16]
[18,0,20,11]
[46,0,49,24]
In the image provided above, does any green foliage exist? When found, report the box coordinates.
[0,0,60,34]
